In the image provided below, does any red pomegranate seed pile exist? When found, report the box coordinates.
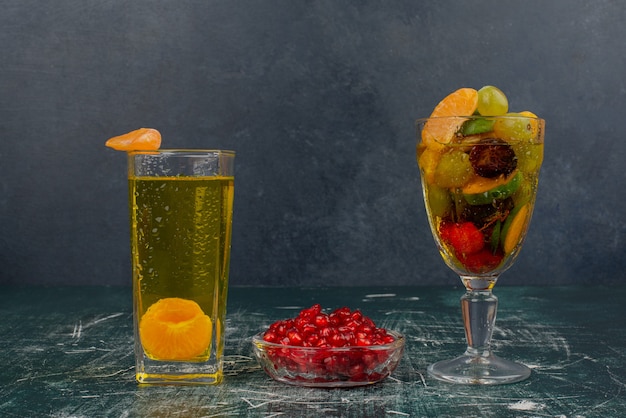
[263,304,396,348]
[259,304,400,383]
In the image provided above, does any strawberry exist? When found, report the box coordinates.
[439,221,485,256]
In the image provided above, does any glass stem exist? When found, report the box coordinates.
[461,290,498,358]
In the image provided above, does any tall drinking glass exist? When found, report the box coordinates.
[128,150,235,384]
[416,115,544,384]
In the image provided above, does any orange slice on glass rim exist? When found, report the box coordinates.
[139,297,212,361]
[105,128,161,151]
[422,88,478,147]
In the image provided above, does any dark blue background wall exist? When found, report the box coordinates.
[1,1,625,287]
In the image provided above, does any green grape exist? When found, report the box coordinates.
[512,180,532,207]
[477,86,509,116]
[512,141,543,173]
[427,184,452,217]
[434,149,473,188]
[494,113,535,141]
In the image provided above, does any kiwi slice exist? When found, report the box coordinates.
[463,171,522,206]
[460,118,495,136]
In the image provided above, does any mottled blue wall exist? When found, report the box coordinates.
[1,0,624,286]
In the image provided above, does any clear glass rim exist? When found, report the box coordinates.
[127,149,235,156]
[417,115,545,123]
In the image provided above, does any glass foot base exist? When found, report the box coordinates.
[427,353,530,385]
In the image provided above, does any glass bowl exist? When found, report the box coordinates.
[251,330,405,387]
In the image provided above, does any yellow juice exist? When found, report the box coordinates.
[129,176,234,363]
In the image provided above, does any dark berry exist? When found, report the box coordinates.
[469,138,517,178]
[461,197,514,227]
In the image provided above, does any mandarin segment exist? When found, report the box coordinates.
[105,128,161,151]
[418,145,443,185]
[422,88,478,147]
[502,203,530,254]
[139,297,212,361]
[518,111,541,140]
[429,88,479,118]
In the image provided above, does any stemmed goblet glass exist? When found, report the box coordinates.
[416,114,544,384]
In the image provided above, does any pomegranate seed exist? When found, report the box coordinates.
[350,310,363,322]
[299,303,322,318]
[362,353,377,368]
[323,356,337,370]
[333,307,351,320]
[294,316,308,330]
[275,321,290,336]
[301,323,317,336]
[358,324,374,334]
[338,326,355,340]
[361,317,376,328]
[382,335,396,344]
[287,329,303,346]
[314,314,330,328]
[329,333,345,347]
[315,338,330,348]
[343,320,360,331]
[349,363,365,375]
[357,337,372,346]
[306,334,319,346]
[319,326,337,338]
[328,313,341,326]
[263,330,279,343]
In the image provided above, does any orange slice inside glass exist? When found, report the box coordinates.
[105,128,161,151]
[139,297,212,361]
[503,203,530,254]
[519,110,540,137]
[422,88,478,147]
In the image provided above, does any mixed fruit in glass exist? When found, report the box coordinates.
[417,86,544,277]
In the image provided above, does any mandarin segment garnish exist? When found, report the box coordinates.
[421,87,478,147]
[105,128,161,151]
[139,297,212,361]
